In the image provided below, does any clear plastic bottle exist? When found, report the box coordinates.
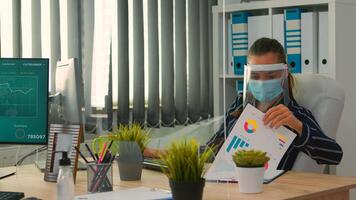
[57,152,74,200]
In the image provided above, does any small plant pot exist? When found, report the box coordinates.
[236,166,264,193]
[116,141,143,181]
[169,179,205,200]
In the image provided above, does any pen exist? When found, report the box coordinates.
[74,146,90,164]
[104,140,114,159]
[107,140,114,150]
[75,146,103,175]
[102,152,112,163]
[85,143,97,162]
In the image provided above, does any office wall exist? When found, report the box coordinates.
[334,3,356,200]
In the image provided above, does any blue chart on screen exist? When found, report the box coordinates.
[0,76,38,117]
[226,135,250,152]
[0,59,48,144]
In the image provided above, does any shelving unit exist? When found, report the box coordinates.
[219,74,244,79]
[212,0,352,115]
[212,0,356,188]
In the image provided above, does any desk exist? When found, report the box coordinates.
[1,164,356,200]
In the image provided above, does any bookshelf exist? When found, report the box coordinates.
[212,0,356,192]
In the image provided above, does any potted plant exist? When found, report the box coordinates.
[159,139,214,200]
[110,123,151,181]
[232,149,270,193]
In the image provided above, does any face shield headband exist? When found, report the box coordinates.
[246,63,288,72]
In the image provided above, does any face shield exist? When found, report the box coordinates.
[243,63,290,112]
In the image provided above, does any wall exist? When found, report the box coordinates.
[334,2,356,200]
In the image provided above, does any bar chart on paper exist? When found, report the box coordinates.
[226,135,250,153]
[0,76,38,118]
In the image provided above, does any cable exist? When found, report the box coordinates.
[14,146,46,166]
[15,145,47,166]
[15,146,47,166]
[85,124,97,134]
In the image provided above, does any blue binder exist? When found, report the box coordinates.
[236,80,244,94]
[284,8,302,74]
[231,12,250,75]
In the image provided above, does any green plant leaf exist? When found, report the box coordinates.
[107,123,151,153]
[232,149,270,168]
[159,138,214,182]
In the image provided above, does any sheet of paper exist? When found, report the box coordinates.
[75,187,172,200]
[205,104,297,181]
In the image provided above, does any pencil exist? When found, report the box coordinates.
[99,142,108,163]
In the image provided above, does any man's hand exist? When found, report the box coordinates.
[263,104,303,135]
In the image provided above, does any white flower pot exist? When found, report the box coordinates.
[236,166,264,193]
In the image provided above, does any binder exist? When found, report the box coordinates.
[231,12,250,75]
[236,80,243,94]
[272,14,285,48]
[301,12,318,74]
[284,8,302,74]
[318,11,329,75]
[227,17,234,75]
[248,15,271,48]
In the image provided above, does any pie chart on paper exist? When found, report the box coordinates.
[244,119,258,134]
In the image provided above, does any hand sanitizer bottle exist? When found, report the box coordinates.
[57,152,74,200]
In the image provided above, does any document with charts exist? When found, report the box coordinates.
[205,104,297,182]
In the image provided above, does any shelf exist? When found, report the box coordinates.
[219,74,244,79]
[213,0,334,13]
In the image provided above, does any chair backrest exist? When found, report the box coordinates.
[291,74,345,173]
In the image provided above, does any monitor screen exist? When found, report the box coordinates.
[0,58,49,144]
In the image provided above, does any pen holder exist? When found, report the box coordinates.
[87,163,113,193]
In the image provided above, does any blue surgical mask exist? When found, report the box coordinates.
[248,79,283,102]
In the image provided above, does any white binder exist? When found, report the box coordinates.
[227,17,234,75]
[318,11,329,75]
[301,12,318,74]
[248,15,271,48]
[272,14,285,47]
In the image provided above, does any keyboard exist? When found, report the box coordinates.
[142,158,167,172]
[0,191,25,200]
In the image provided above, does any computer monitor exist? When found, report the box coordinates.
[33,58,86,172]
[54,58,84,125]
[0,58,49,144]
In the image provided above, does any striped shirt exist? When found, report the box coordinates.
[205,94,343,170]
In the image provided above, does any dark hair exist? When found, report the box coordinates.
[248,37,295,100]
[248,37,286,63]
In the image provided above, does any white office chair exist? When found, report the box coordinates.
[291,74,345,173]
